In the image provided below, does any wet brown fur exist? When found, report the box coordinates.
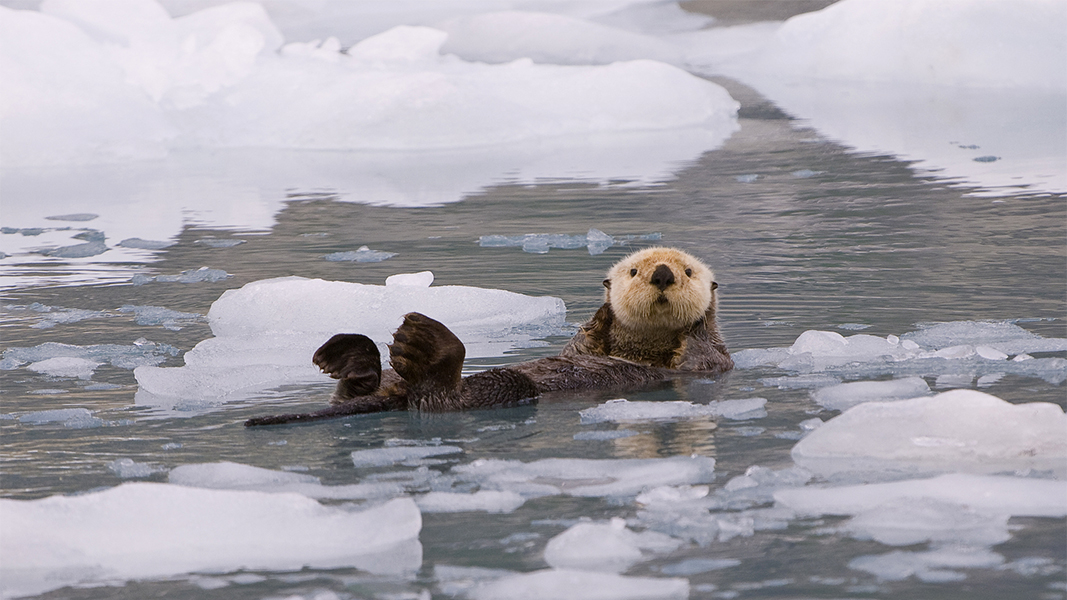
[245,248,732,427]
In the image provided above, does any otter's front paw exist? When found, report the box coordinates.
[388,313,465,391]
[313,333,382,397]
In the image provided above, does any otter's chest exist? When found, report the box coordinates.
[608,328,685,368]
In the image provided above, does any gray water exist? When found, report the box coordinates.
[1,77,1065,600]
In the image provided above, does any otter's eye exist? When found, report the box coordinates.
[629,268,638,277]
[684,268,692,277]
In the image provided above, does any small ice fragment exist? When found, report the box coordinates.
[975,345,1008,360]
[324,246,397,262]
[351,445,463,468]
[799,418,823,431]
[901,339,920,350]
[586,228,615,255]
[973,156,998,163]
[838,323,871,331]
[522,238,550,254]
[18,408,105,428]
[791,169,821,178]
[934,374,973,388]
[886,335,899,344]
[976,373,1005,387]
[194,238,245,248]
[118,305,203,330]
[27,357,101,379]
[658,558,740,575]
[108,458,162,478]
[933,345,975,359]
[1011,353,1033,362]
[812,377,931,411]
[736,174,759,183]
[386,271,434,287]
[543,518,681,573]
[45,241,108,258]
[416,490,526,513]
[118,238,175,250]
[131,274,154,285]
[45,213,98,221]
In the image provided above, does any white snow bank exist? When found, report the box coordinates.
[811,377,930,411]
[729,0,1066,90]
[579,397,767,423]
[733,320,1067,384]
[2,1,739,167]
[0,483,421,598]
[792,389,1067,479]
[543,518,681,573]
[134,275,566,407]
[451,455,716,499]
[470,568,689,600]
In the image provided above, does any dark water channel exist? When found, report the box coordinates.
[1,77,1065,600]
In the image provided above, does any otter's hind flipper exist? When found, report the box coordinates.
[388,313,465,392]
[244,395,405,427]
[313,333,383,400]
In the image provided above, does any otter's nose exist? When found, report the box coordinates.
[650,264,675,291]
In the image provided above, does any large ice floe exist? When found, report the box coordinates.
[0,0,738,166]
[707,0,1067,196]
[735,320,1067,385]
[0,483,422,599]
[134,273,567,410]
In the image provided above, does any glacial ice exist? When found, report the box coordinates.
[792,389,1067,479]
[4,340,180,371]
[134,275,566,404]
[733,320,1067,384]
[450,455,716,499]
[542,518,681,573]
[470,569,689,600]
[0,483,422,598]
[578,397,767,423]
[709,0,1067,196]
[811,377,931,411]
[26,356,101,379]
[169,461,405,500]
[479,229,660,255]
[323,246,397,262]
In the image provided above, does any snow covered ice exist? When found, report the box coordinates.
[134,274,567,406]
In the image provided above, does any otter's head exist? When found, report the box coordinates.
[604,247,717,331]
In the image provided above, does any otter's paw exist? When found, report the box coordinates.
[312,333,382,397]
[388,313,465,391]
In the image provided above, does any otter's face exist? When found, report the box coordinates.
[605,248,716,331]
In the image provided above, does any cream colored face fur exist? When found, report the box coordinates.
[605,247,715,331]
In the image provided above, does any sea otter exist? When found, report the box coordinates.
[245,248,732,426]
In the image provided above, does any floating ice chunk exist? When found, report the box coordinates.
[194,238,245,248]
[18,408,104,428]
[543,518,681,573]
[25,303,110,329]
[732,320,1067,384]
[386,271,434,287]
[4,340,179,371]
[792,390,1067,479]
[479,229,659,255]
[0,483,422,598]
[759,374,841,389]
[169,461,404,500]
[811,377,930,411]
[352,446,463,468]
[657,558,741,576]
[578,398,766,423]
[133,267,232,285]
[26,356,101,379]
[117,237,175,250]
[135,276,565,404]
[118,305,203,330]
[452,455,716,499]
[324,246,397,262]
[735,174,759,183]
[470,568,689,600]
[416,490,526,513]
[109,458,164,479]
[974,345,1009,360]
[849,546,1004,583]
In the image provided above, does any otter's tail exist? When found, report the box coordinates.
[244,396,403,427]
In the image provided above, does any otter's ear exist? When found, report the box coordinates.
[603,279,612,289]
[711,281,718,291]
